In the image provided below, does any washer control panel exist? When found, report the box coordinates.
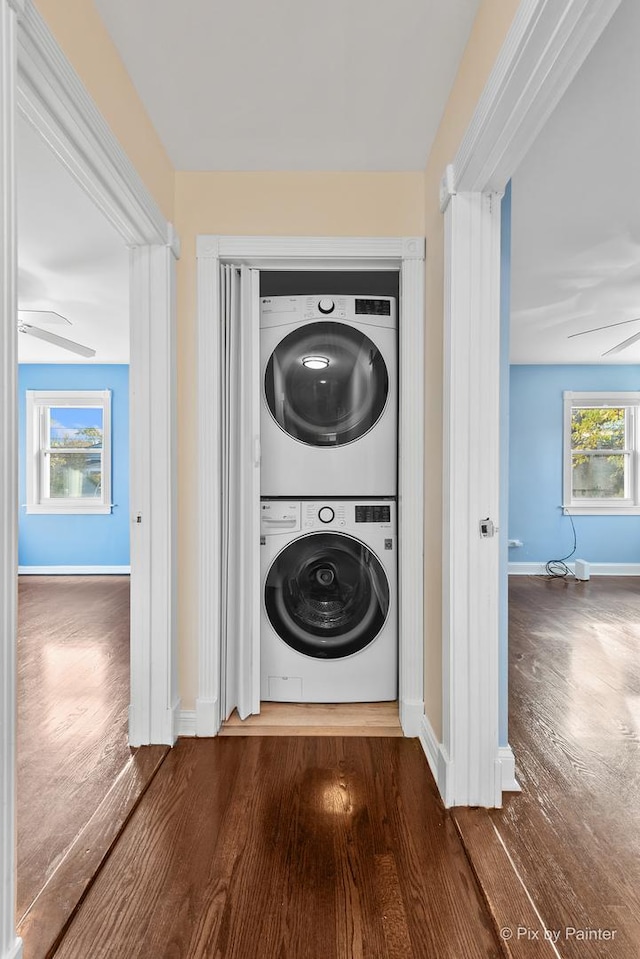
[261,500,395,535]
[304,501,347,528]
[260,500,300,536]
[301,501,394,531]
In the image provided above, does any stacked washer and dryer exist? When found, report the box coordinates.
[260,293,398,703]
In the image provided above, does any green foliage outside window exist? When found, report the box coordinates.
[49,426,103,497]
[571,407,625,498]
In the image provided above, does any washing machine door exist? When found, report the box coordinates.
[264,532,390,659]
[264,321,389,447]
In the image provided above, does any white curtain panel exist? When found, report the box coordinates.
[220,264,260,721]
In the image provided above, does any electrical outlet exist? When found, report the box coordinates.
[508,539,523,548]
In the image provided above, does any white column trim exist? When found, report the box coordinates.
[398,255,425,737]
[129,242,179,746]
[443,192,503,808]
[438,0,624,807]
[196,235,425,740]
[0,0,23,954]
[195,246,222,736]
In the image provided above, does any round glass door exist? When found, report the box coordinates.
[264,533,390,659]
[264,322,389,447]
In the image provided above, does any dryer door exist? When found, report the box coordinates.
[264,532,390,659]
[264,321,389,446]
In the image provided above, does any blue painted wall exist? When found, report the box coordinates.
[19,365,130,567]
[499,182,511,748]
[509,364,640,563]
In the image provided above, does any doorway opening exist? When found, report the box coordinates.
[194,236,426,744]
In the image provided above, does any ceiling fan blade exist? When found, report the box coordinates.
[602,330,640,357]
[569,316,640,339]
[18,323,96,358]
[17,309,71,326]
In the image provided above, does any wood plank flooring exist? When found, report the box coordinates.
[220,701,403,736]
[51,737,501,959]
[470,576,640,959]
[17,575,165,956]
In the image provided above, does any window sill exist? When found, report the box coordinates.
[25,505,112,515]
[563,505,640,516]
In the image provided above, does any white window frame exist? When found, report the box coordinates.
[563,391,640,515]
[26,389,112,514]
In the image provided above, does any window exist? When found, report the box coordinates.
[26,390,112,514]
[563,391,640,514]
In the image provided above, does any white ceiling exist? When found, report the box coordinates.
[510,0,640,365]
[17,115,129,363]
[92,0,482,171]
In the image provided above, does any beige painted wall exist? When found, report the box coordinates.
[421,0,520,738]
[34,0,174,221]
[174,171,425,706]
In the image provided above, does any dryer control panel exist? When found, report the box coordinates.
[260,294,396,331]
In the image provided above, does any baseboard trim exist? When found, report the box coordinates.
[18,565,131,575]
[2,938,23,959]
[195,698,221,737]
[399,698,424,738]
[419,714,451,805]
[498,745,521,792]
[168,699,181,745]
[178,709,196,737]
[509,561,640,576]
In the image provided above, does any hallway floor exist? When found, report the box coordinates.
[49,736,501,959]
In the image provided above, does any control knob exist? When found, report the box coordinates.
[318,506,335,524]
[318,298,335,314]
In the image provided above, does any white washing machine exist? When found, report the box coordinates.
[260,294,397,497]
[260,499,397,703]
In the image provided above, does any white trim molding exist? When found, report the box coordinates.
[1,5,180,950]
[440,0,624,807]
[0,1,23,955]
[16,1,168,247]
[18,565,131,575]
[177,709,197,737]
[451,0,622,194]
[129,241,179,746]
[419,714,452,802]
[196,235,425,741]
[509,562,640,577]
[499,745,521,793]
[443,191,503,809]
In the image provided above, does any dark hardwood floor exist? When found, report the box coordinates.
[17,575,167,959]
[51,737,501,959]
[486,576,640,958]
[21,573,640,957]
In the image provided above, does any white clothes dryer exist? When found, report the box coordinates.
[260,499,397,703]
[260,294,397,497]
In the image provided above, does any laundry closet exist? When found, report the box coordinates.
[254,271,400,711]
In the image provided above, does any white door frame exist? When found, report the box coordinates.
[195,236,426,739]
[440,0,623,806]
[1,3,178,955]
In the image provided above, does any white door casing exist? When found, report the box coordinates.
[1,4,22,956]
[440,0,623,807]
[195,236,426,738]
[12,0,181,749]
[1,1,179,953]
